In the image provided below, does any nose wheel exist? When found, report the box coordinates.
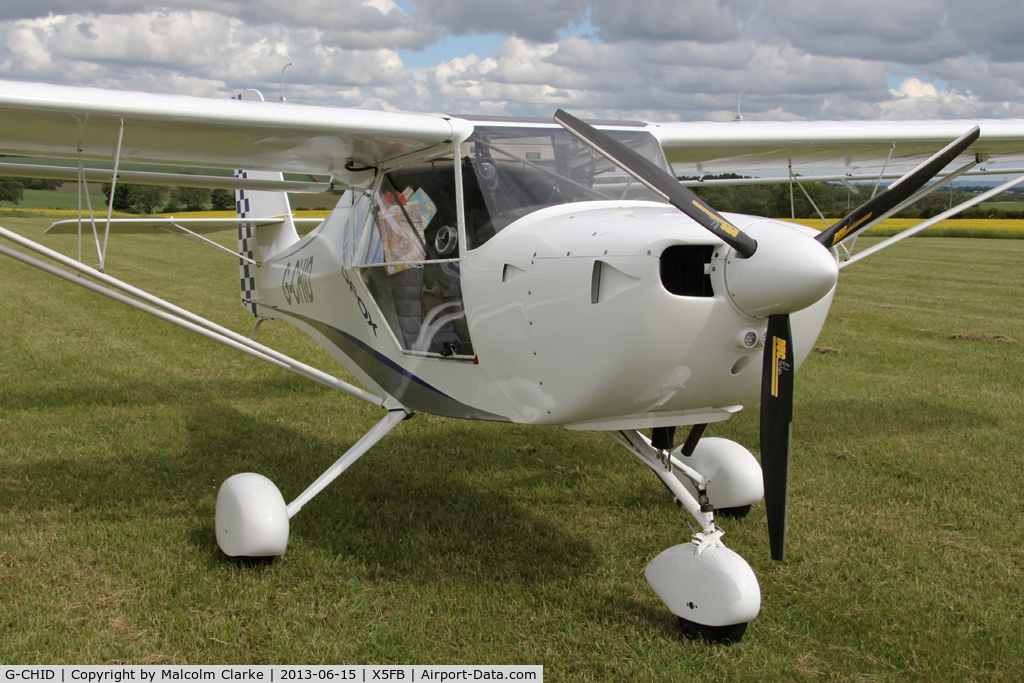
[679,618,748,645]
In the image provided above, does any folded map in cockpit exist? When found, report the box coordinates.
[376,186,436,274]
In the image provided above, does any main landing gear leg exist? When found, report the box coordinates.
[610,428,761,644]
[215,408,411,558]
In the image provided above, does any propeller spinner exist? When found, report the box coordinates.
[554,109,980,561]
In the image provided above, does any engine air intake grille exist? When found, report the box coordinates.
[660,245,714,297]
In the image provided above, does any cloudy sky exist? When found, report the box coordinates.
[1,0,1022,122]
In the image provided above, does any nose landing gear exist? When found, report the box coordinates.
[612,427,765,644]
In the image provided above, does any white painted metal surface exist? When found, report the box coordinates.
[646,543,761,626]
[0,79,471,185]
[721,220,839,317]
[652,118,1024,173]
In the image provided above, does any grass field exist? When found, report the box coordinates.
[3,188,111,211]
[1,217,1022,679]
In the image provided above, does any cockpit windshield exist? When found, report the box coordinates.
[464,124,670,248]
[336,122,672,360]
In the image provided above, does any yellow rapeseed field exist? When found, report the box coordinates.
[795,216,1024,237]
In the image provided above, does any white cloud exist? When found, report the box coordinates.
[891,77,941,99]
[0,10,412,101]
[0,1,437,49]
[415,35,893,120]
[880,76,981,118]
[0,1,1021,121]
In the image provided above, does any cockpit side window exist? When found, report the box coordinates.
[357,157,474,359]
[465,126,670,249]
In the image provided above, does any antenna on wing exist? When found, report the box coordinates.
[279,62,293,103]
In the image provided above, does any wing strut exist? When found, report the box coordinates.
[285,408,410,517]
[0,225,391,409]
[836,156,979,261]
[155,222,259,265]
[841,171,1024,267]
[101,118,125,272]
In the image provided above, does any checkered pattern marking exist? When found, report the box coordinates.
[235,170,258,317]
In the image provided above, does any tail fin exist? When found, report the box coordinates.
[233,89,300,316]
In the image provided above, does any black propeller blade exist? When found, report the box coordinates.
[553,109,758,258]
[817,126,980,249]
[760,314,794,562]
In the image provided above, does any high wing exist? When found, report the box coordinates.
[3,79,1024,185]
[0,80,472,187]
[651,119,1024,176]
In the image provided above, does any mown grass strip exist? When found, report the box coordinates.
[0,218,1022,678]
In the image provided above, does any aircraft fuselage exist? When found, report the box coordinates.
[251,122,836,430]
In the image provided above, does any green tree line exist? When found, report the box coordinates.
[102,184,234,214]
[689,176,1024,220]
[0,176,235,213]
[0,176,65,204]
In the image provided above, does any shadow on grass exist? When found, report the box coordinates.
[4,402,600,592]
[0,371,329,412]
[200,409,599,590]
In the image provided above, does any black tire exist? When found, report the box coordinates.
[679,617,748,644]
[225,555,277,568]
[715,504,752,520]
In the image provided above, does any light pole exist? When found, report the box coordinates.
[280,63,293,103]
[737,89,753,120]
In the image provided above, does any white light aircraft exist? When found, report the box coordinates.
[2,79,1024,644]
